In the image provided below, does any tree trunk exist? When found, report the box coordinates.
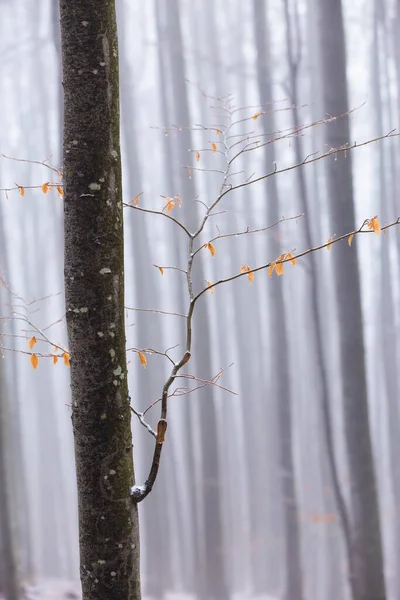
[0,363,21,600]
[59,1,140,599]
[253,2,304,599]
[162,1,229,598]
[317,2,386,599]
[283,1,354,597]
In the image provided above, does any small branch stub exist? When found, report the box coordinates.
[157,419,168,444]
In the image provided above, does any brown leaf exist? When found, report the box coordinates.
[348,234,354,247]
[196,151,201,162]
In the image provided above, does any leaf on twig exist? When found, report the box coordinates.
[326,237,332,251]
[348,234,354,247]
[240,265,254,283]
[275,261,284,276]
[138,351,147,367]
[211,142,217,154]
[42,183,49,194]
[196,151,201,162]
[286,252,297,266]
[56,185,64,197]
[268,262,276,277]
[134,195,140,206]
[28,336,37,350]
[18,185,25,197]
[53,354,58,365]
[206,281,214,294]
[62,352,70,367]
[30,354,39,370]
[165,197,175,212]
[155,265,164,275]
[368,216,381,235]
[215,129,221,135]
[205,242,216,257]
[252,112,260,120]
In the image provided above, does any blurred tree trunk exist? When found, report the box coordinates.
[59,1,141,599]
[283,1,353,597]
[0,344,21,600]
[317,2,386,599]
[163,1,229,598]
[372,2,400,591]
[253,2,304,599]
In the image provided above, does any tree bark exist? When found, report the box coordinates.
[317,2,386,599]
[59,1,140,598]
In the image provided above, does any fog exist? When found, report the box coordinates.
[1,0,400,599]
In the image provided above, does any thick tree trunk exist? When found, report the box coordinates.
[317,2,386,599]
[59,2,140,599]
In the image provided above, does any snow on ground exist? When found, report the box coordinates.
[0,580,280,600]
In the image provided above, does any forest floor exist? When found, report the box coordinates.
[0,579,279,600]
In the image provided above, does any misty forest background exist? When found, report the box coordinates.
[1,0,400,599]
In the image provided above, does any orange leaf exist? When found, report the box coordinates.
[368,216,381,235]
[206,281,214,294]
[252,112,260,120]
[175,194,182,207]
[42,183,49,194]
[62,352,70,367]
[30,354,39,370]
[53,355,58,365]
[286,252,297,266]
[215,129,221,135]
[157,266,164,275]
[205,242,216,257]
[165,198,175,212]
[138,351,147,367]
[348,234,354,247]
[275,261,284,276]
[134,195,140,206]
[56,185,64,196]
[28,336,37,350]
[268,262,276,277]
[240,265,254,283]
[196,151,201,162]
[18,186,25,197]
[327,237,332,251]
[211,142,217,154]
